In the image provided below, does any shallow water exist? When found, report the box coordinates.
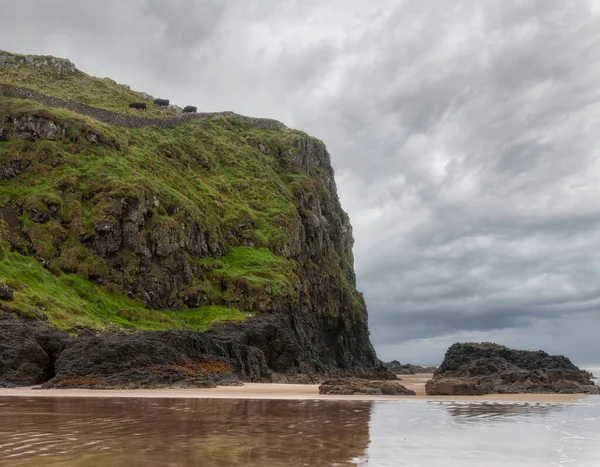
[1,397,599,466]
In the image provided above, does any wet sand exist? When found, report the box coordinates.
[0,374,585,402]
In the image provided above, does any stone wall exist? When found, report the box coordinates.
[0,83,286,131]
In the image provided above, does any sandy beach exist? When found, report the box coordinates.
[0,374,586,403]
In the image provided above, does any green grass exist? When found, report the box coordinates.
[0,98,306,255]
[207,247,298,297]
[0,54,365,330]
[0,248,249,331]
[0,50,174,116]
[0,98,313,328]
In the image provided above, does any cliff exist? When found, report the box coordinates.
[0,50,379,388]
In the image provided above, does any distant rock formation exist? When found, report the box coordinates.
[319,378,416,396]
[384,360,437,374]
[426,342,599,395]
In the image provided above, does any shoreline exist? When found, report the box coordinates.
[0,375,588,403]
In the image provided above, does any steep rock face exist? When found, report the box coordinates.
[426,343,599,395]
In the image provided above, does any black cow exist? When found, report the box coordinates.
[154,98,170,106]
[183,106,197,113]
[129,102,147,111]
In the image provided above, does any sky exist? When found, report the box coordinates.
[1,0,599,364]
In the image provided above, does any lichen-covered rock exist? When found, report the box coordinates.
[426,342,599,395]
[319,378,416,396]
[0,52,76,73]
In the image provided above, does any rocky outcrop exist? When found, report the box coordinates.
[0,52,77,74]
[0,311,383,389]
[0,285,13,301]
[319,378,416,396]
[426,343,599,395]
[0,312,71,387]
[385,360,437,374]
[44,327,268,389]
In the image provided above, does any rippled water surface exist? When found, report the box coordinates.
[0,396,599,466]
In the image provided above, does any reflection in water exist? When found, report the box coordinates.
[1,397,600,466]
[366,400,600,466]
[0,398,372,466]
[441,400,566,420]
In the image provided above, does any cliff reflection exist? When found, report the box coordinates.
[0,397,373,466]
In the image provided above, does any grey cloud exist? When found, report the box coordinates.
[1,0,599,364]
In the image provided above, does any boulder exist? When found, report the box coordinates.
[319,378,416,396]
[426,343,599,395]
[0,284,14,301]
[0,313,71,387]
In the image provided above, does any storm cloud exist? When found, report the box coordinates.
[1,0,599,364]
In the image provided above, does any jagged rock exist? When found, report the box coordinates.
[385,360,437,374]
[0,313,71,387]
[319,378,416,396]
[5,115,65,141]
[43,325,270,389]
[426,342,599,395]
[272,367,396,384]
[0,285,14,301]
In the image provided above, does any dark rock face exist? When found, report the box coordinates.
[0,310,384,389]
[0,313,71,387]
[319,378,416,396]
[426,343,599,395]
[385,360,437,374]
[41,313,384,389]
[45,330,267,389]
[0,284,14,301]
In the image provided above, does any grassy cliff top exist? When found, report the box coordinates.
[0,50,180,116]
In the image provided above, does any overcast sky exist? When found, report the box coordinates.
[2,0,599,365]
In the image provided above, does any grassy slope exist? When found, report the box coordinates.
[0,49,174,116]
[0,247,248,331]
[0,52,361,332]
[0,96,311,330]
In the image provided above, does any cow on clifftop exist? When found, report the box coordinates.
[183,106,197,113]
[154,98,169,106]
[129,102,146,111]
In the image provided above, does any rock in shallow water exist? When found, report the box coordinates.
[319,378,416,396]
[426,342,599,395]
